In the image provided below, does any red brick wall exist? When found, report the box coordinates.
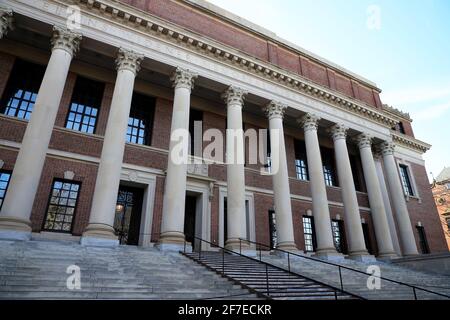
[120,0,381,108]
[150,175,165,242]
[30,157,98,235]
[406,163,448,253]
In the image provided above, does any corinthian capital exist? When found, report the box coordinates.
[51,26,82,57]
[355,133,372,149]
[298,113,320,132]
[264,101,287,120]
[222,86,247,106]
[171,67,198,91]
[115,48,144,75]
[380,141,396,156]
[0,9,13,39]
[328,123,348,141]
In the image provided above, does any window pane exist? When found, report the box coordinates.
[0,171,12,211]
[126,92,155,146]
[43,179,80,233]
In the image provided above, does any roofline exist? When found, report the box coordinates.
[184,0,380,91]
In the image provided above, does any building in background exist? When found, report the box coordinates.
[431,168,450,250]
[0,0,448,261]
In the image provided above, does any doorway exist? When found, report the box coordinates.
[114,186,144,245]
[184,195,198,248]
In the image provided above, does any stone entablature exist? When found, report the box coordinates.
[391,131,430,154]
[61,0,398,129]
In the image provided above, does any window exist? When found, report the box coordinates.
[268,209,277,249]
[189,109,203,156]
[265,131,272,173]
[0,59,45,120]
[331,220,347,254]
[350,155,365,192]
[65,76,104,134]
[416,226,430,254]
[399,164,414,196]
[321,147,337,187]
[127,93,155,145]
[43,179,81,232]
[393,122,406,134]
[294,139,309,180]
[302,216,316,252]
[0,170,12,211]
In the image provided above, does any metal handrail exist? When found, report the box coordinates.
[240,238,450,300]
[181,236,364,300]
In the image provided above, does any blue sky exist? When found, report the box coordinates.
[207,0,450,181]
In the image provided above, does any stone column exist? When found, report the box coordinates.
[355,134,396,258]
[374,154,402,256]
[329,124,372,261]
[81,48,144,246]
[0,26,81,240]
[158,68,197,250]
[298,113,339,259]
[0,9,13,39]
[222,86,248,251]
[264,101,297,251]
[380,142,419,256]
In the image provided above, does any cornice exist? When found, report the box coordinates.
[382,104,412,122]
[391,131,431,154]
[67,0,397,128]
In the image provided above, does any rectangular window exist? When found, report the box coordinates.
[350,154,365,192]
[331,220,347,254]
[0,170,12,211]
[321,147,337,187]
[189,109,203,156]
[294,139,309,180]
[43,179,81,233]
[268,209,277,249]
[0,59,45,120]
[416,226,430,254]
[399,164,414,196]
[65,76,104,134]
[265,131,272,173]
[126,92,155,145]
[302,216,316,252]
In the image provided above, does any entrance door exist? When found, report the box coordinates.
[331,219,348,254]
[268,209,277,249]
[361,223,373,255]
[114,186,144,245]
[184,195,197,248]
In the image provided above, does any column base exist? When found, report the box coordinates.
[376,252,398,261]
[276,241,299,252]
[0,216,32,241]
[313,248,345,261]
[347,253,377,263]
[225,238,252,254]
[156,231,186,252]
[80,223,119,247]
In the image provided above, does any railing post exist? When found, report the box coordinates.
[287,252,291,273]
[334,290,338,300]
[265,264,270,296]
[338,266,343,291]
[413,287,417,300]
[239,239,242,255]
[222,248,225,274]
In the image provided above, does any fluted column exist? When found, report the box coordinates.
[81,48,143,246]
[298,113,339,259]
[264,101,297,251]
[355,134,396,258]
[221,86,248,251]
[0,9,13,39]
[329,124,370,260]
[0,26,81,240]
[380,142,419,256]
[158,68,197,250]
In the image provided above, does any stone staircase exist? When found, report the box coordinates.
[182,251,359,300]
[0,240,258,300]
[261,253,450,300]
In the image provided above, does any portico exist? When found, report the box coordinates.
[0,0,432,260]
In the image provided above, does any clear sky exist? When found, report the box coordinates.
[207,0,450,181]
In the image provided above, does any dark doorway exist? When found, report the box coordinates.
[268,209,277,249]
[184,195,197,248]
[114,186,144,245]
[416,226,430,254]
[361,223,373,255]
